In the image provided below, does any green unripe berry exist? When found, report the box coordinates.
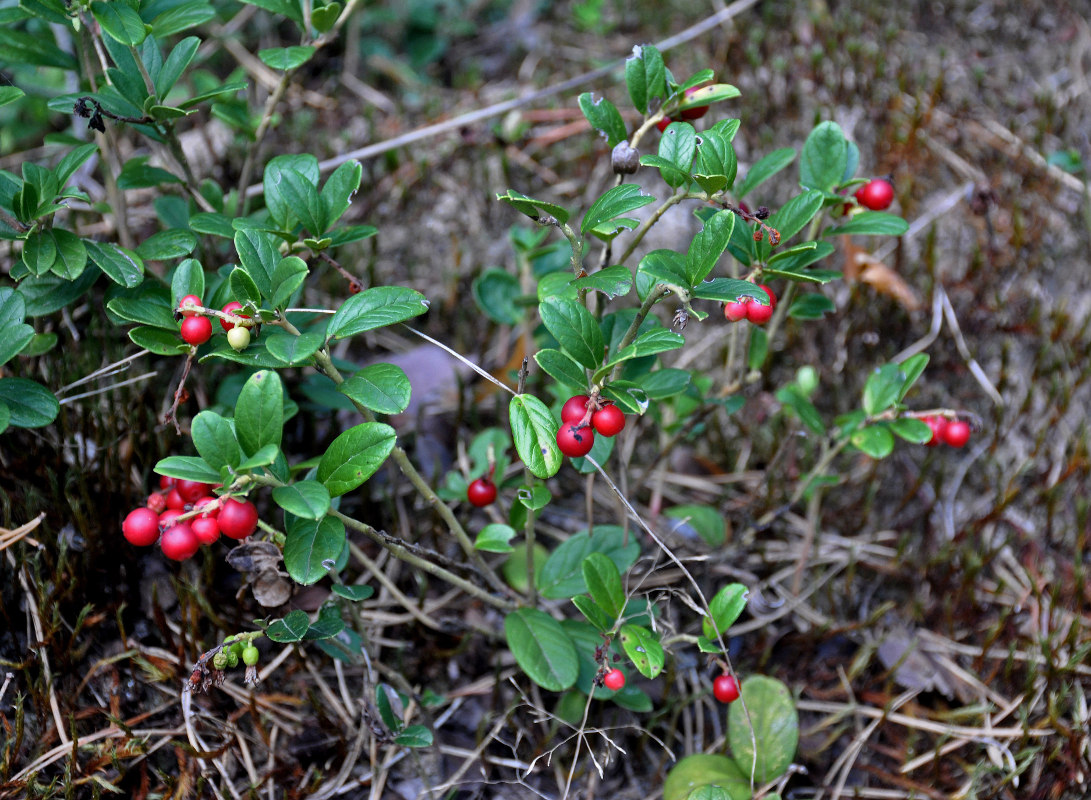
[226,651,239,668]
[212,651,228,670]
[242,644,259,666]
[227,325,251,351]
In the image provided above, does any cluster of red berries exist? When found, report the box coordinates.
[122,476,259,560]
[466,476,498,507]
[723,284,776,325]
[922,416,970,448]
[178,295,254,351]
[854,178,894,211]
[713,673,740,704]
[656,86,710,132]
[556,395,626,458]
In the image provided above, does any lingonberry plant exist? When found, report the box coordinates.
[0,2,979,790]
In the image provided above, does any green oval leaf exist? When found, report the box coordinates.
[191,410,241,470]
[582,552,624,620]
[800,120,847,193]
[265,331,324,365]
[327,286,429,340]
[394,725,433,748]
[136,229,197,261]
[533,349,587,393]
[337,363,412,415]
[0,377,57,428]
[702,583,749,639]
[539,526,640,600]
[504,608,578,692]
[284,514,345,584]
[569,265,633,300]
[728,675,799,784]
[474,523,516,553]
[664,754,748,800]
[735,147,797,199]
[509,394,561,479]
[316,422,396,496]
[851,424,895,459]
[234,370,284,457]
[577,92,627,148]
[153,455,220,483]
[472,267,521,325]
[258,45,316,71]
[825,210,909,237]
[620,623,664,679]
[664,504,726,547]
[272,479,331,520]
[581,184,655,237]
[266,609,310,643]
[539,297,604,370]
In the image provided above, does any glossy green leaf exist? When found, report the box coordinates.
[0,288,34,367]
[496,189,570,225]
[640,151,690,188]
[896,353,929,401]
[800,121,847,192]
[509,393,561,479]
[677,82,740,110]
[539,526,640,600]
[303,604,345,640]
[474,523,516,553]
[277,168,327,235]
[581,552,624,620]
[264,331,322,365]
[581,184,654,236]
[91,1,147,45]
[394,725,432,748]
[170,258,204,308]
[637,248,688,289]
[656,122,696,187]
[534,348,588,392]
[0,377,57,428]
[758,189,824,261]
[270,255,308,307]
[728,675,800,783]
[692,278,767,304]
[825,210,910,237]
[620,624,664,679]
[748,325,769,369]
[664,754,748,800]
[516,483,551,510]
[238,444,280,470]
[851,424,895,458]
[191,410,241,470]
[0,86,24,108]
[539,297,603,370]
[0,401,9,434]
[890,417,932,443]
[316,422,396,496]
[234,229,277,297]
[577,93,627,147]
[148,2,215,36]
[569,265,632,299]
[560,620,622,699]
[863,363,904,416]
[337,363,412,415]
[787,292,836,319]
[694,129,738,196]
[332,583,374,601]
[265,609,310,643]
[702,583,749,640]
[639,368,691,399]
[22,229,56,275]
[258,45,315,71]
[664,504,726,547]
[327,286,429,339]
[234,370,284,456]
[735,146,796,200]
[153,455,221,483]
[572,595,612,632]
[775,384,825,435]
[273,480,331,520]
[504,608,578,692]
[685,209,735,286]
[625,43,665,114]
[155,36,199,98]
[284,514,345,584]
[136,229,197,261]
[310,1,341,31]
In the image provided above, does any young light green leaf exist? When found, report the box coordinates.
[851,424,895,458]
[620,624,664,679]
[504,608,579,692]
[272,480,331,520]
[234,370,284,456]
[701,583,749,640]
[664,504,726,547]
[327,287,429,340]
[284,514,345,584]
[316,422,396,497]
[728,676,799,784]
[775,384,826,435]
[581,552,624,620]
[474,523,516,553]
[394,725,433,748]
[509,393,561,479]
[664,754,749,800]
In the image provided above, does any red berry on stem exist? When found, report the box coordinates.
[724,300,750,322]
[165,488,185,510]
[219,498,259,540]
[158,509,184,529]
[146,493,167,514]
[191,516,221,545]
[942,419,971,448]
[561,395,591,424]
[220,301,250,333]
[193,496,220,517]
[679,85,710,120]
[466,478,498,507]
[713,674,740,703]
[746,299,774,325]
[159,475,176,490]
[924,416,948,447]
[855,178,895,211]
[176,479,213,503]
[757,284,777,310]
[180,315,213,346]
[591,404,625,437]
[160,522,199,561]
[656,117,672,133]
[557,423,594,458]
[178,294,203,317]
[123,507,160,547]
[603,668,626,691]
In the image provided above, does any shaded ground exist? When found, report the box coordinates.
[2,1,1090,798]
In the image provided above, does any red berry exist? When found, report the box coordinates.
[159,475,176,490]
[746,299,774,325]
[561,395,591,424]
[557,423,595,458]
[757,284,777,310]
[122,507,160,547]
[193,496,220,517]
[656,117,672,133]
[165,487,185,510]
[176,479,213,503]
[218,498,259,540]
[180,315,212,346]
[855,178,895,211]
[724,300,749,322]
[924,416,948,447]
[158,509,184,529]
[220,301,250,333]
[603,668,626,691]
[160,522,199,561]
[713,674,740,703]
[146,493,167,514]
[466,478,498,507]
[591,404,625,437]
[679,85,710,120]
[178,294,203,317]
[942,420,971,448]
[191,516,221,545]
